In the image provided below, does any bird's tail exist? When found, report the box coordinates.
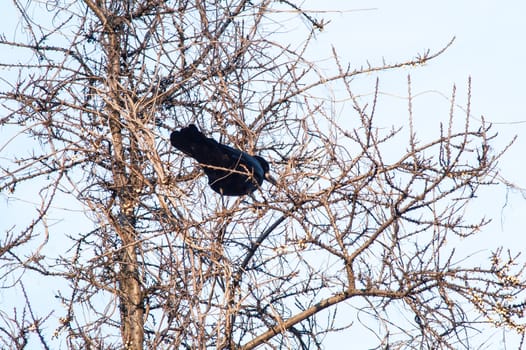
[170,124,215,163]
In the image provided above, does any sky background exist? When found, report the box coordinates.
[1,1,525,348]
[305,0,526,243]
[298,1,526,347]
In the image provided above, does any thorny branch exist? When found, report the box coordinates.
[0,1,524,349]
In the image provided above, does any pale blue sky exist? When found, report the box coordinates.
[305,0,526,235]
[300,2,526,346]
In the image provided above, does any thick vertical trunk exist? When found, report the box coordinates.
[109,116,145,350]
[104,24,145,349]
[108,108,145,349]
[119,240,144,349]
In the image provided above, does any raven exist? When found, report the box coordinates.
[170,124,273,196]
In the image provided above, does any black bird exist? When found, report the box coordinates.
[170,124,273,196]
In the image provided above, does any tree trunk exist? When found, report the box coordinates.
[105,23,145,349]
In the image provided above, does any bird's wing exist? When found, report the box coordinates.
[217,143,264,178]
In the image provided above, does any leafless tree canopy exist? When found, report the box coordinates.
[1,0,525,349]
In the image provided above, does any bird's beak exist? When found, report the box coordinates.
[265,173,277,186]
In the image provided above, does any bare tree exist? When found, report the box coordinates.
[1,0,525,349]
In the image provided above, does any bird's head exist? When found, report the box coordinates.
[254,156,277,185]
